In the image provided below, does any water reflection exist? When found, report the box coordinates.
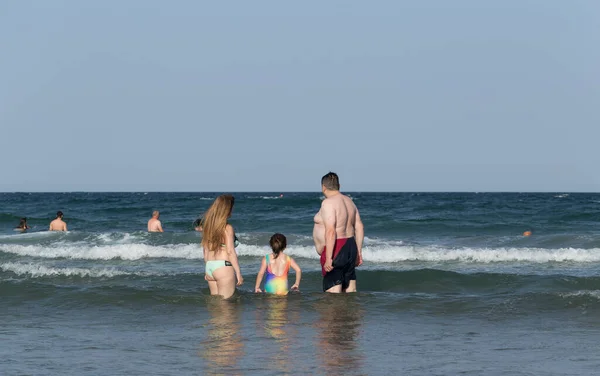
[200,298,244,375]
[313,295,365,374]
[257,296,301,374]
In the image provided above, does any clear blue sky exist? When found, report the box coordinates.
[1,1,598,192]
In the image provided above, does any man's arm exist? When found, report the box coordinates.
[354,207,364,266]
[63,223,68,231]
[321,200,337,272]
[157,221,164,233]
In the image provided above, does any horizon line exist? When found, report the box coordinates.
[0,190,598,194]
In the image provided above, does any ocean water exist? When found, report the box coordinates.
[2,192,600,375]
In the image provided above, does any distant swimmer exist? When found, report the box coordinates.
[49,211,67,231]
[148,211,164,232]
[313,172,364,293]
[523,230,532,237]
[193,218,203,232]
[15,217,30,232]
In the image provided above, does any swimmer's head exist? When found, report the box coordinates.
[523,231,532,237]
[152,210,160,218]
[269,233,287,259]
[321,172,340,192]
[56,211,63,218]
[193,217,202,231]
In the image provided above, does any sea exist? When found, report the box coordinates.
[2,192,600,375]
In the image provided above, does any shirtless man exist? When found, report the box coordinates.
[313,172,364,293]
[49,211,68,231]
[147,211,164,232]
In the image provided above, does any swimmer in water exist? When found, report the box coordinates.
[313,172,364,293]
[147,211,164,232]
[202,195,243,299]
[49,211,67,232]
[15,217,30,232]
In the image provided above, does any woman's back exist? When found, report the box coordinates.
[267,254,291,277]
[201,195,243,299]
[265,254,291,295]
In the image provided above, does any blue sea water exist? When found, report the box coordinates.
[2,192,600,375]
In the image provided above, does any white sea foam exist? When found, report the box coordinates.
[93,232,145,244]
[559,290,600,300]
[0,262,134,278]
[3,242,600,264]
[0,243,202,260]
[360,246,600,263]
[0,231,58,240]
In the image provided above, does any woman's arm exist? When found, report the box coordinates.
[203,247,213,281]
[290,258,301,290]
[255,257,267,292]
[225,225,243,286]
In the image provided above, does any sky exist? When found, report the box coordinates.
[1,1,598,192]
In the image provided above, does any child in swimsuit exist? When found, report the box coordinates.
[254,233,302,295]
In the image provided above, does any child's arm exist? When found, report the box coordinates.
[225,225,243,286]
[255,257,267,292]
[289,258,301,290]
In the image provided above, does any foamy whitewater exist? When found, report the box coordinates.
[3,192,600,375]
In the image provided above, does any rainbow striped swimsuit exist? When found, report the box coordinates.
[264,254,291,295]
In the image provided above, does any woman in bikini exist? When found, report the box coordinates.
[254,233,301,295]
[202,194,243,299]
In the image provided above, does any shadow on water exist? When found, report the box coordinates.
[198,296,245,376]
[312,294,365,374]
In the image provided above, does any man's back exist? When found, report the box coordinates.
[323,193,358,239]
[148,218,163,232]
[49,219,67,231]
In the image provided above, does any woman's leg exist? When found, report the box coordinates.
[212,266,237,299]
[207,280,219,295]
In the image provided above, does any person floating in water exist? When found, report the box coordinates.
[15,217,30,232]
[255,233,302,295]
[147,211,164,232]
[49,211,67,231]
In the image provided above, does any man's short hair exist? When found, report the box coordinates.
[152,210,160,217]
[56,211,63,218]
[321,172,340,191]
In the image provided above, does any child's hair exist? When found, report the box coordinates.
[269,233,287,259]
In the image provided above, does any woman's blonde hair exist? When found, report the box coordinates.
[201,194,235,252]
